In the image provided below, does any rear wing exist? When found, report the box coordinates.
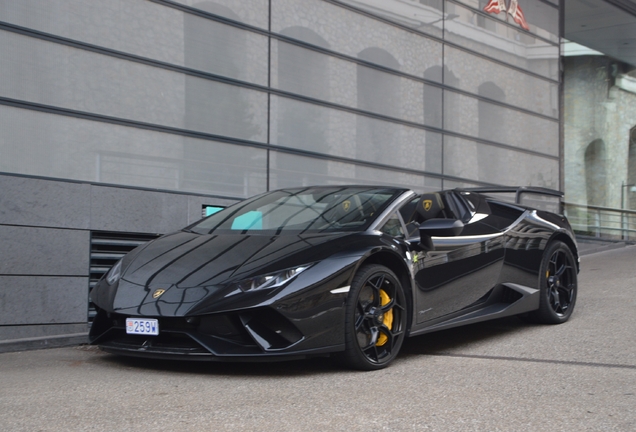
[461,186,564,213]
[461,186,563,204]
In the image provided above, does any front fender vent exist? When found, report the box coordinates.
[239,309,304,351]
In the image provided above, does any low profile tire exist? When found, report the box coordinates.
[527,241,577,324]
[340,264,407,370]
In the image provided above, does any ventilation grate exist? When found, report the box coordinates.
[89,231,160,321]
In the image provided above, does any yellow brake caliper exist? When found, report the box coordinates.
[376,289,393,347]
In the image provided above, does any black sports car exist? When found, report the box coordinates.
[89,186,579,370]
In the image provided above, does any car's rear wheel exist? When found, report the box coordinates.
[527,241,577,324]
[341,265,407,370]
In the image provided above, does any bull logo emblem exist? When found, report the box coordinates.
[342,200,351,212]
[152,288,166,299]
[423,200,433,212]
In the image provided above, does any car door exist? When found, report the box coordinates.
[404,191,506,324]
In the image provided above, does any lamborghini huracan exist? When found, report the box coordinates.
[89,185,579,370]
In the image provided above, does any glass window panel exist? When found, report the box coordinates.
[272,40,443,125]
[271,0,443,81]
[272,39,346,104]
[337,0,444,39]
[269,152,442,192]
[0,0,268,86]
[184,75,267,142]
[183,11,268,86]
[452,0,559,43]
[444,136,558,188]
[442,179,482,189]
[445,46,559,118]
[270,96,442,173]
[169,0,269,29]
[0,32,267,142]
[0,105,267,197]
[443,91,558,156]
[444,1,559,80]
[356,56,430,124]
[518,194,561,213]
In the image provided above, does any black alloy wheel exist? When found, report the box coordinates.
[529,241,578,324]
[341,264,407,370]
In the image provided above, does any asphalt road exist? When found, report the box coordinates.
[1,246,635,431]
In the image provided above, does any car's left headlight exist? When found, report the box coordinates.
[235,265,311,292]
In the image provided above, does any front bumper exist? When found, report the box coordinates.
[89,307,343,361]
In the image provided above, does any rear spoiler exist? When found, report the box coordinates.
[460,186,563,205]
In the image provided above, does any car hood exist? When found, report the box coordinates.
[121,230,356,287]
[96,230,363,316]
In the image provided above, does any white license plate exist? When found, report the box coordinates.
[126,318,159,336]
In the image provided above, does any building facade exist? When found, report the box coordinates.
[0,0,561,348]
[563,54,636,236]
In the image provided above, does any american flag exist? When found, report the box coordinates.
[483,0,530,31]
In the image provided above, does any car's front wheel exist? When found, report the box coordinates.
[527,241,578,324]
[341,264,407,370]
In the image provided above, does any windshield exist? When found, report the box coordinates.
[189,186,403,235]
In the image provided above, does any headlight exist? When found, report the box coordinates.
[235,265,311,292]
[105,259,122,285]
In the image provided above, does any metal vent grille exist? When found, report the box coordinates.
[89,231,160,321]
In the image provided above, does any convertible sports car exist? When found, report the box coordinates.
[89,185,579,370]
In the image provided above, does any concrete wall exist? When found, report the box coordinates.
[0,174,238,351]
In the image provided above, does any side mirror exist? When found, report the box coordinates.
[418,219,464,250]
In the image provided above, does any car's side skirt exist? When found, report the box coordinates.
[408,283,540,337]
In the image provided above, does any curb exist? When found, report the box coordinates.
[0,333,89,354]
